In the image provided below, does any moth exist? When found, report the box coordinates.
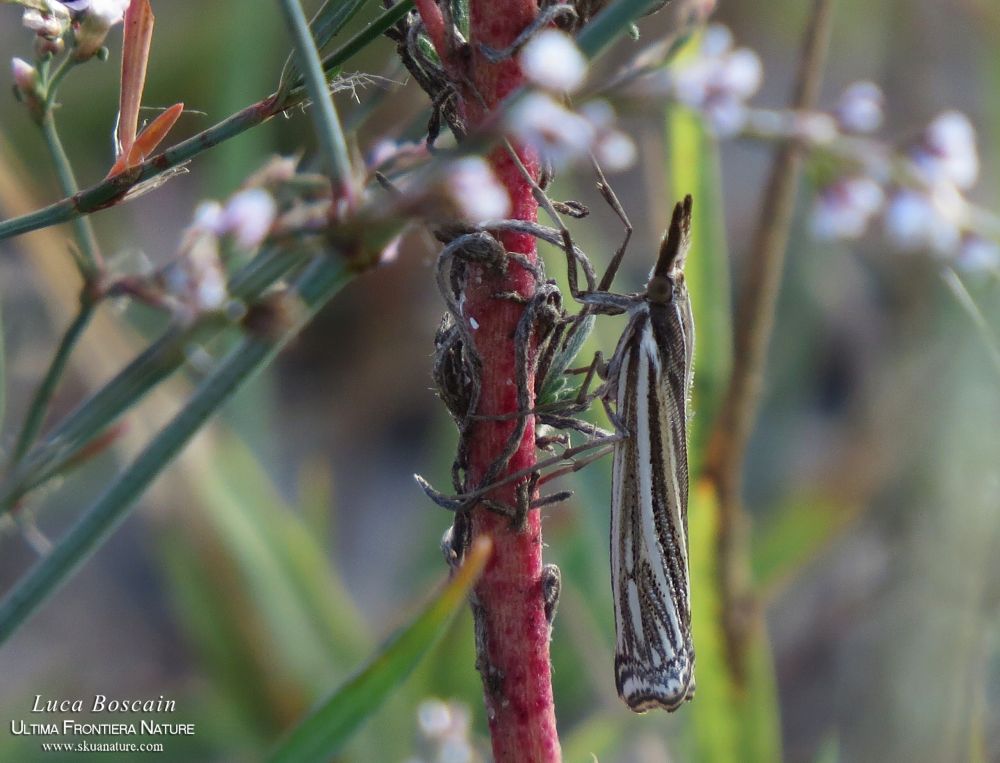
[578,195,696,712]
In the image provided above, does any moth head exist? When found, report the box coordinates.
[646,194,693,304]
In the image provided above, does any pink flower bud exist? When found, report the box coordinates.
[11,57,38,94]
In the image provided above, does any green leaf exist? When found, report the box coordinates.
[752,493,858,595]
[268,538,491,763]
[666,104,732,467]
[538,314,596,405]
[666,74,781,763]
[561,712,629,762]
[687,483,783,763]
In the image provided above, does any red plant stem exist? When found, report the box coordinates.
[415,1,561,760]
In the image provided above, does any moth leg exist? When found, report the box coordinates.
[541,563,562,628]
[593,158,634,292]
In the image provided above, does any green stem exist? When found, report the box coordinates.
[0,257,352,644]
[576,0,663,58]
[39,111,103,279]
[276,0,354,193]
[43,55,76,110]
[11,299,96,463]
[0,245,312,513]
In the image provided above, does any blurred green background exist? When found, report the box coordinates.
[1,1,999,761]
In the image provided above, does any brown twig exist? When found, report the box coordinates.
[703,0,836,681]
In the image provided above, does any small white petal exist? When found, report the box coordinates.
[670,60,712,107]
[417,699,452,739]
[80,0,130,25]
[717,48,762,99]
[579,99,616,130]
[506,92,596,169]
[700,24,733,58]
[445,157,511,222]
[519,30,588,93]
[192,200,225,234]
[810,178,881,241]
[924,110,979,189]
[836,80,884,133]
[957,235,1000,272]
[883,188,959,254]
[844,176,885,216]
[594,130,637,172]
[703,96,747,137]
[222,188,277,249]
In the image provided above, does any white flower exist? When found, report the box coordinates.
[191,200,224,234]
[956,235,1000,272]
[835,81,884,133]
[884,187,961,255]
[72,0,130,60]
[594,129,637,172]
[22,5,70,38]
[220,189,277,249]
[717,48,763,99]
[810,176,884,241]
[506,92,596,169]
[667,25,763,138]
[74,0,130,24]
[912,111,979,190]
[519,29,588,93]
[444,157,511,223]
[163,230,227,314]
[417,699,453,739]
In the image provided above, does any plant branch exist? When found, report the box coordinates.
[0,1,413,244]
[703,0,836,681]
[276,0,354,194]
[39,111,103,279]
[0,256,352,644]
[11,297,95,463]
[0,245,312,514]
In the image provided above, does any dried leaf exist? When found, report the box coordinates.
[118,0,154,156]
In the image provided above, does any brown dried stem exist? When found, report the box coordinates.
[703,0,836,680]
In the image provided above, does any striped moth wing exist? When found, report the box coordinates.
[610,196,695,712]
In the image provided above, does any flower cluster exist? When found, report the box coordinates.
[811,105,998,271]
[504,31,636,173]
[151,164,291,318]
[633,24,763,137]
[17,0,129,60]
[620,22,999,271]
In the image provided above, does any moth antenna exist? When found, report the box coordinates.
[653,194,693,279]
